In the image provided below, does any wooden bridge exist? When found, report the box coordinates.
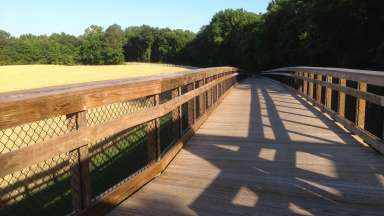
[106,77,384,216]
[0,67,383,216]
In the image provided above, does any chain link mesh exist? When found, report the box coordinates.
[87,96,155,127]
[85,95,156,199]
[181,83,195,132]
[0,116,73,154]
[160,108,180,154]
[0,152,72,216]
[159,88,180,153]
[0,114,75,216]
[89,121,156,199]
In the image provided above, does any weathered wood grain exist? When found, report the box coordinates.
[338,79,347,117]
[356,82,367,129]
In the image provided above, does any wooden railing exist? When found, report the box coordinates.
[0,67,239,216]
[262,66,384,154]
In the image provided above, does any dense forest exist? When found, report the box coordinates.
[1,0,383,71]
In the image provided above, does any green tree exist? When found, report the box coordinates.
[180,9,261,69]
[79,25,105,64]
[47,33,80,64]
[124,25,155,62]
[103,24,125,64]
[0,30,11,64]
[152,28,195,62]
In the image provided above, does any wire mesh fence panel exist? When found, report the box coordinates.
[0,153,73,216]
[181,103,189,134]
[195,80,205,120]
[159,88,180,154]
[345,80,358,123]
[159,89,174,105]
[85,95,157,199]
[0,116,73,154]
[331,77,340,112]
[87,96,155,127]
[89,121,156,199]
[0,114,76,216]
[160,108,180,154]
[181,83,194,133]
[365,84,384,139]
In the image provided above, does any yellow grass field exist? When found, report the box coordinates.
[0,64,188,93]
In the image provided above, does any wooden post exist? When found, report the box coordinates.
[298,72,303,92]
[338,79,347,117]
[218,83,221,97]
[326,75,333,109]
[68,111,91,211]
[316,74,322,103]
[193,82,197,122]
[309,73,314,99]
[303,72,308,95]
[356,82,367,129]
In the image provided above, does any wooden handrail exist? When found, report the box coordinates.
[0,67,236,129]
[0,67,240,215]
[265,66,384,86]
[262,67,384,154]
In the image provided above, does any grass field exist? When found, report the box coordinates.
[0,64,188,93]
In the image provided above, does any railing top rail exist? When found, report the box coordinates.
[263,66,384,87]
[0,66,238,129]
[0,66,236,102]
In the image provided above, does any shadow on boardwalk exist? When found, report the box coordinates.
[108,78,384,216]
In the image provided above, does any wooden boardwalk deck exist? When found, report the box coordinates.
[108,78,384,216]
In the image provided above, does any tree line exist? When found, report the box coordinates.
[178,0,384,71]
[1,0,383,70]
[0,24,194,65]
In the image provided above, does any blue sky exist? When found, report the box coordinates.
[0,0,271,36]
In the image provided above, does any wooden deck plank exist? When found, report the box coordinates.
[108,78,384,216]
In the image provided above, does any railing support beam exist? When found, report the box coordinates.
[338,79,347,117]
[316,74,322,103]
[356,82,367,129]
[67,111,92,211]
[326,75,333,109]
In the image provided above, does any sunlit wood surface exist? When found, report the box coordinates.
[108,78,384,216]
